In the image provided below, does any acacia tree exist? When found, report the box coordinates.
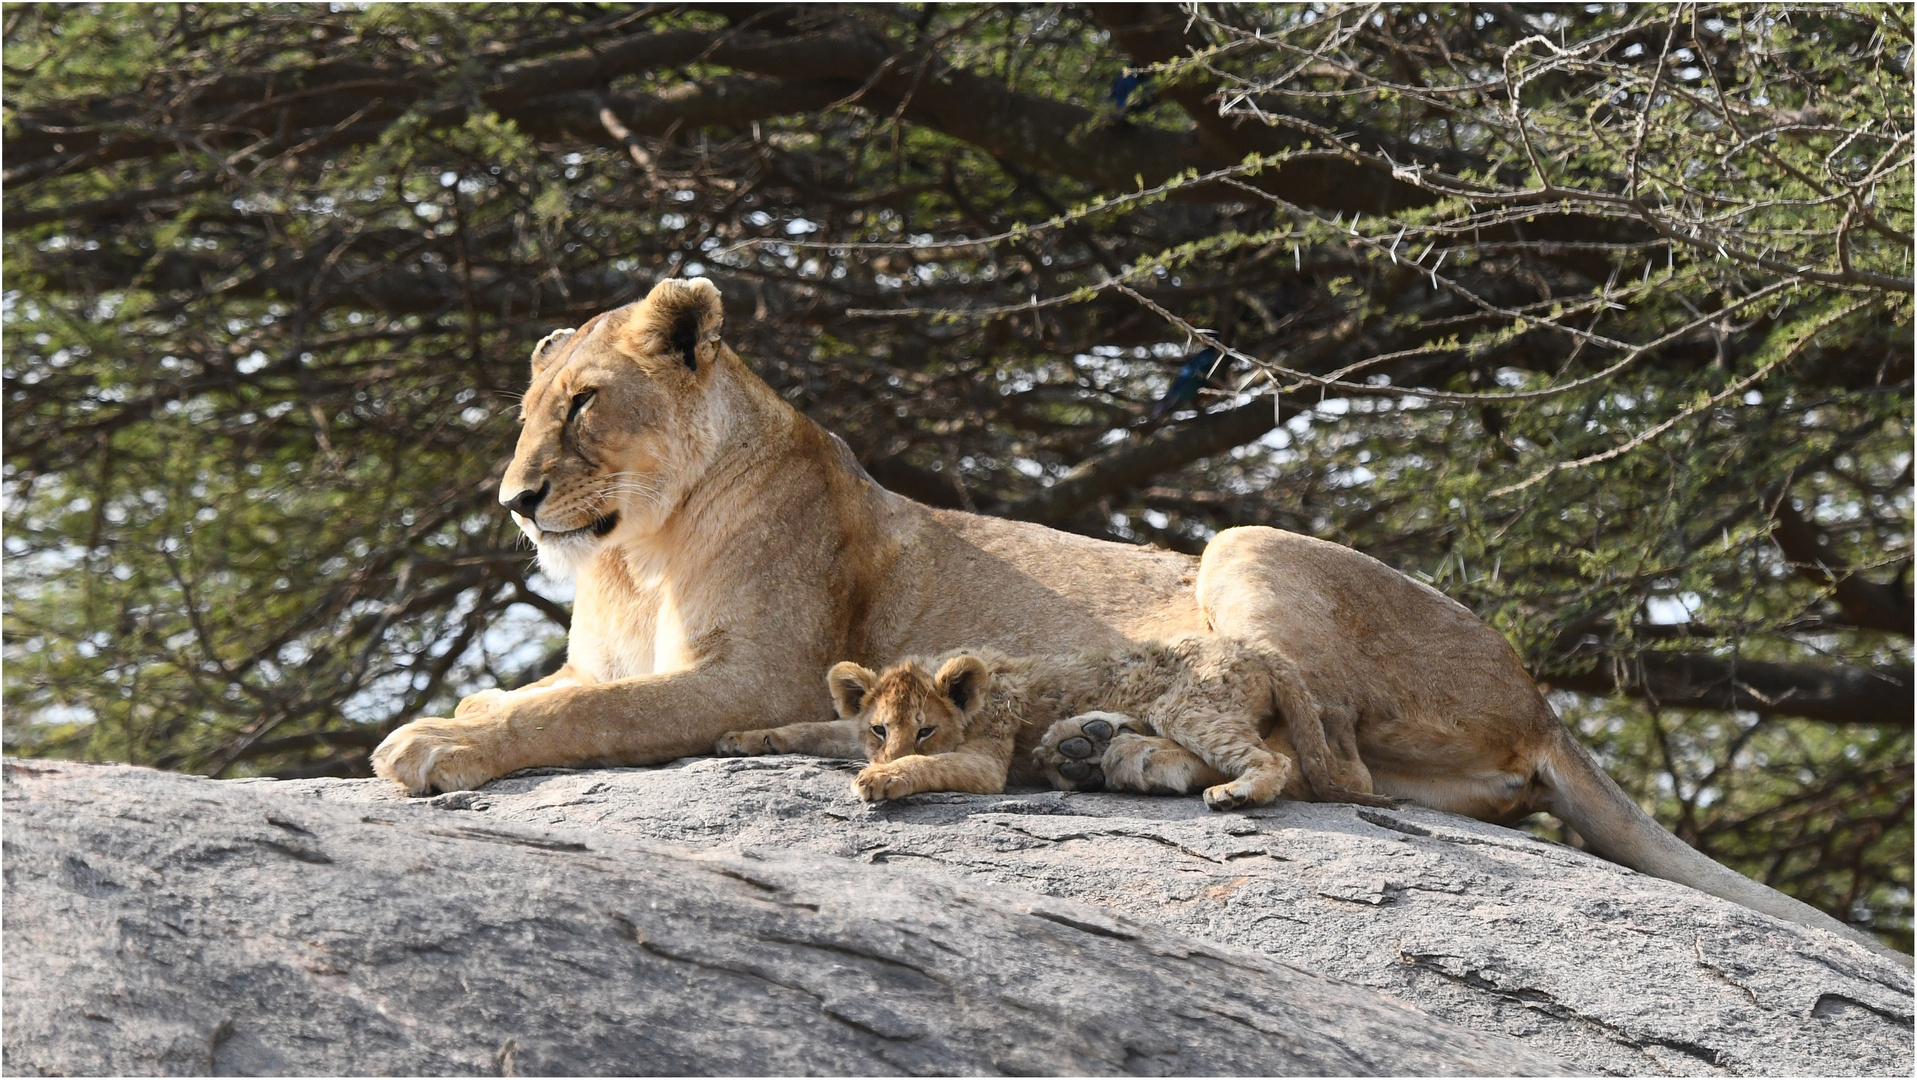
[4,3,1909,946]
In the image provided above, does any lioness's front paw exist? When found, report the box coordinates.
[371,717,508,796]
[853,763,919,802]
[1033,711,1146,791]
[714,729,781,756]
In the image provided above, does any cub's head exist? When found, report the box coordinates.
[499,277,728,575]
[828,655,991,764]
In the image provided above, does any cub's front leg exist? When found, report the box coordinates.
[854,749,1011,802]
[715,719,864,758]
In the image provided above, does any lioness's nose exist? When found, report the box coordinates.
[502,481,550,519]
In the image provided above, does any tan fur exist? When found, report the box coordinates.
[370,280,1907,964]
[723,635,1395,810]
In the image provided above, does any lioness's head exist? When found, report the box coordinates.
[500,277,728,575]
[828,655,990,764]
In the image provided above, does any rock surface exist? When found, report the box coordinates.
[4,756,1911,1076]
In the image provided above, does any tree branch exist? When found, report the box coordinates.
[997,398,1282,526]
[1545,653,1913,728]
[3,30,719,184]
[3,20,1423,219]
[1770,498,1914,636]
[1089,3,1463,213]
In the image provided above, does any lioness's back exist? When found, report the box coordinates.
[865,504,1206,657]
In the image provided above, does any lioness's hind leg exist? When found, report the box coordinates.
[1033,711,1148,789]
[1196,529,1379,798]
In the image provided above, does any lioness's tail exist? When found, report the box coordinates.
[1537,724,1910,966]
[1257,647,1397,809]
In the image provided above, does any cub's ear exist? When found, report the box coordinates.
[626,276,723,372]
[827,662,878,719]
[529,327,576,379]
[934,655,990,714]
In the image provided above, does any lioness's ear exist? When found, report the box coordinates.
[627,276,723,372]
[529,327,576,379]
[827,662,878,719]
[934,655,990,714]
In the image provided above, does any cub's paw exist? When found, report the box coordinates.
[1033,711,1146,791]
[714,729,782,756]
[372,717,506,796]
[853,763,920,803]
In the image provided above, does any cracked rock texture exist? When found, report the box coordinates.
[5,757,1911,1077]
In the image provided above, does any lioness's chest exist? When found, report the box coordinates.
[568,552,696,681]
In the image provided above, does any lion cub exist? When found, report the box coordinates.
[722,634,1390,810]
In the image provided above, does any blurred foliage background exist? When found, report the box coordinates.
[3,3,1909,947]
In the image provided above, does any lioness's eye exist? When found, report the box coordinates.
[869,725,886,740]
[567,389,595,421]
[916,726,935,741]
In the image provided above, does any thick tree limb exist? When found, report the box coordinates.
[1545,653,1913,728]
[1770,499,1914,636]
[0,21,1419,222]
[0,8,1761,277]
[5,74,850,232]
[699,26,1215,194]
[997,398,1282,526]
[4,25,1208,196]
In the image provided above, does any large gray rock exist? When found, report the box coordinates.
[2,759,1557,1077]
[4,756,1910,1076]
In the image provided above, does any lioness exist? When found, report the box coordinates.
[371,277,1904,963]
[717,635,1396,809]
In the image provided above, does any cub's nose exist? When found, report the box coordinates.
[502,481,550,519]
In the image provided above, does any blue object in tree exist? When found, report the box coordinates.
[1106,71,1154,119]
[1148,347,1228,420]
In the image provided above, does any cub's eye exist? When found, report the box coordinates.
[567,390,595,421]
[869,725,886,740]
[916,726,936,742]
